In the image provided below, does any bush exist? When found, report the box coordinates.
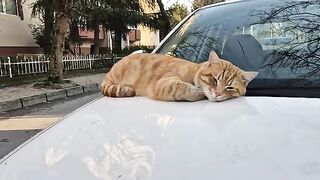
[115,45,155,57]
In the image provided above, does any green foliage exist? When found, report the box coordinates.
[68,20,83,46]
[155,0,171,40]
[29,24,45,48]
[168,3,189,29]
[77,0,156,36]
[29,20,82,55]
[30,0,54,55]
[68,0,160,52]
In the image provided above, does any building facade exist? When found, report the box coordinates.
[0,0,42,56]
[0,0,160,56]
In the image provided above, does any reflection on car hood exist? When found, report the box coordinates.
[1,96,320,180]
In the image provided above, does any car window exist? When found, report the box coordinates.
[156,0,320,89]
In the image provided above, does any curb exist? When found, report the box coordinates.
[21,94,47,107]
[0,83,101,113]
[46,90,67,101]
[66,86,84,97]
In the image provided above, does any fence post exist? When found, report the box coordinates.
[16,56,20,75]
[8,57,12,78]
[89,55,92,69]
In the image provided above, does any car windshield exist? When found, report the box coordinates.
[156,0,320,98]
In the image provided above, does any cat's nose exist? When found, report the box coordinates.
[215,91,222,97]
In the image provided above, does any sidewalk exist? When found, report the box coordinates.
[0,73,106,112]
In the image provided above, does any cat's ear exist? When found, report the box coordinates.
[208,51,220,64]
[243,71,259,85]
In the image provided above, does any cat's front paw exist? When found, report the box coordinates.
[190,86,203,94]
[188,86,206,101]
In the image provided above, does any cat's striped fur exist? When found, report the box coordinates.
[102,51,258,102]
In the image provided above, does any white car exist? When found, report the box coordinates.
[1,0,320,179]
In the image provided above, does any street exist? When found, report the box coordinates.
[0,92,101,159]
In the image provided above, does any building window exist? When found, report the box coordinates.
[129,29,141,42]
[0,0,17,15]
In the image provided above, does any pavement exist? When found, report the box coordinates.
[0,73,106,159]
[0,92,101,159]
[0,73,106,112]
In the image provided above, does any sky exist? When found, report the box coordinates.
[163,0,193,10]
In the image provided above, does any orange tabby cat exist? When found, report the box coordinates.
[101,51,258,102]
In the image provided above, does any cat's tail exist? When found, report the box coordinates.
[101,74,136,97]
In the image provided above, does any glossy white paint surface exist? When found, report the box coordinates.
[1,96,320,180]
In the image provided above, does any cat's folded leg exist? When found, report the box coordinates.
[104,84,136,97]
[186,85,207,101]
[101,79,135,97]
[153,77,206,101]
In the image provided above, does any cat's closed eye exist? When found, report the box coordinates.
[212,77,218,84]
[209,76,217,85]
[225,86,235,90]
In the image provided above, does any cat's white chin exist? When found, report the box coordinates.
[208,98,218,102]
[216,96,227,102]
[206,93,227,102]
[209,97,227,102]
[203,90,219,102]
[203,90,216,102]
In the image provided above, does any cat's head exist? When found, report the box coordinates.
[194,51,258,102]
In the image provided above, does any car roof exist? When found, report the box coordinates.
[1,96,320,179]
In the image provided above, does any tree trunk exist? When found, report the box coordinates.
[156,0,171,40]
[48,12,69,82]
[93,22,100,54]
[43,0,54,55]
[114,30,122,54]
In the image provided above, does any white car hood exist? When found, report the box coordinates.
[1,96,320,180]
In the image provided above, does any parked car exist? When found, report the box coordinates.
[1,0,320,179]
